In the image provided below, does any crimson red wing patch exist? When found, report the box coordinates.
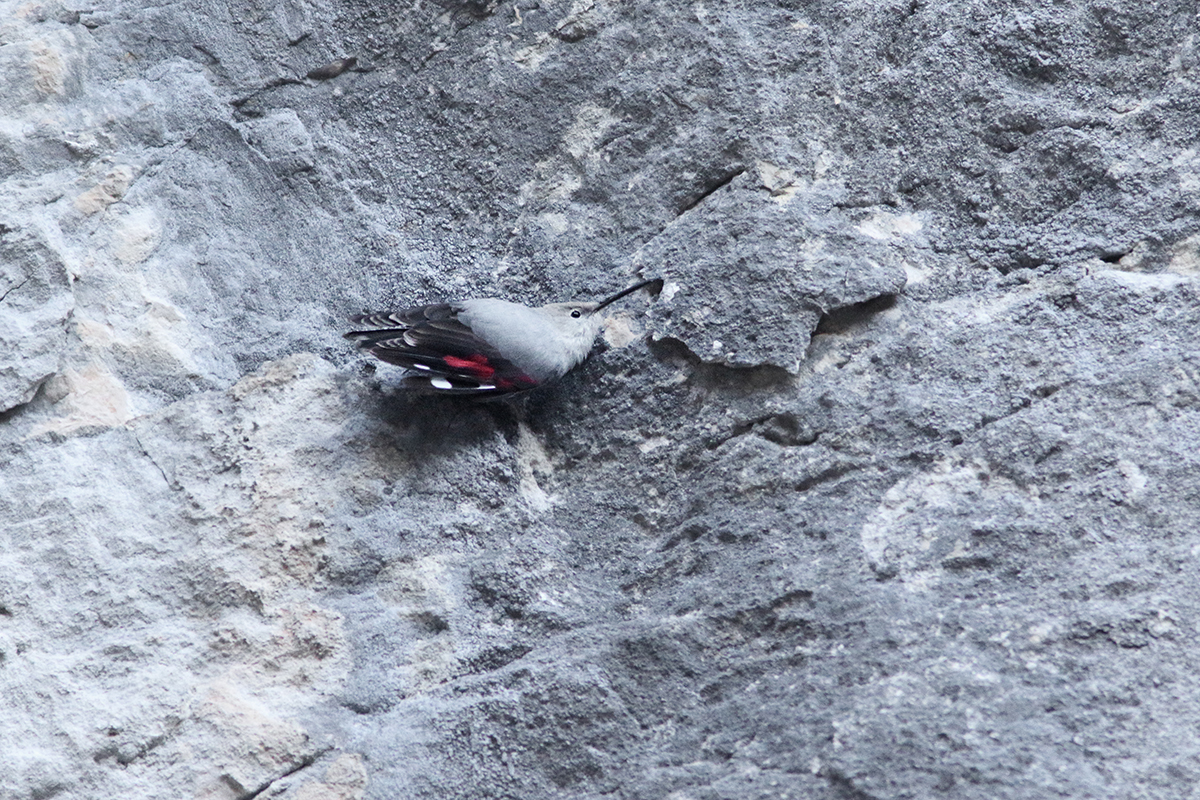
[441,354,496,379]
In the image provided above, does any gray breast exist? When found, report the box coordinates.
[458,299,581,382]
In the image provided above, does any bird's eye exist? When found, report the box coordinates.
[571,309,582,318]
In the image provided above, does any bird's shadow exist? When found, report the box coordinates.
[365,384,529,453]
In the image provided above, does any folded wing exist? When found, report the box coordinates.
[345,304,538,395]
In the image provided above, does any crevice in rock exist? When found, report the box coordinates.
[462,643,535,675]
[1,277,29,304]
[794,462,857,493]
[133,434,177,491]
[712,413,821,449]
[238,748,332,800]
[974,396,1033,430]
[435,0,502,28]
[231,77,308,111]
[813,294,899,336]
[994,253,1047,275]
[307,57,358,80]
[191,44,219,64]
[648,337,794,393]
[343,697,398,715]
[677,164,746,214]
[230,55,370,112]
[0,375,51,423]
[833,194,897,210]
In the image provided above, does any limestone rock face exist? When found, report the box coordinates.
[3,1,1200,798]
[0,227,73,411]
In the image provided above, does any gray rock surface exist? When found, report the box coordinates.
[2,0,1200,798]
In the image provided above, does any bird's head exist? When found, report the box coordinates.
[538,278,661,350]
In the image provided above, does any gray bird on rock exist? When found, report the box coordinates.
[345,278,659,397]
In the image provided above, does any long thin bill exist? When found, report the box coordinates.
[594,278,661,310]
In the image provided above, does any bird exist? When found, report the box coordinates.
[345,278,659,397]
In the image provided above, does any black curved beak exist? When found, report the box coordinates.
[594,278,662,311]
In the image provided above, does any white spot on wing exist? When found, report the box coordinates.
[430,377,453,390]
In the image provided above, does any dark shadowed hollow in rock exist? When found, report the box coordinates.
[2,1,1200,798]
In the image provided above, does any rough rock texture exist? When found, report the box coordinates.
[3,0,1200,798]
